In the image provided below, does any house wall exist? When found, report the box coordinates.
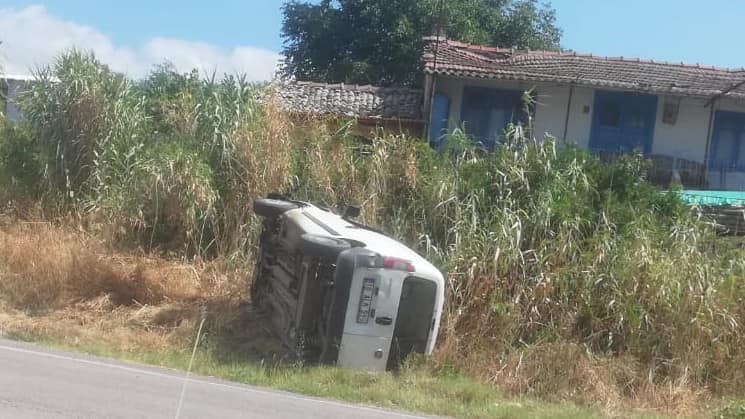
[434,76,595,148]
[650,96,745,165]
[650,96,710,162]
[433,76,745,166]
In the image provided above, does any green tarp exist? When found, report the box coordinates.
[676,190,745,206]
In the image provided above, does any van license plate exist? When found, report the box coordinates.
[356,278,375,324]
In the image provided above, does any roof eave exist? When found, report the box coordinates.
[424,67,745,100]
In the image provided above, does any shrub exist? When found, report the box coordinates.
[0,123,41,198]
[288,121,745,400]
[12,52,292,256]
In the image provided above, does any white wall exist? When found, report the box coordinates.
[563,86,594,149]
[651,96,745,165]
[652,96,710,163]
[434,76,745,165]
[531,84,568,141]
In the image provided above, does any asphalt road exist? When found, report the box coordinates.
[0,338,428,419]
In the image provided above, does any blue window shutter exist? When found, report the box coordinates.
[460,86,526,148]
[429,93,450,146]
[589,90,657,154]
[710,111,745,170]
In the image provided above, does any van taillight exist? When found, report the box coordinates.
[382,256,415,272]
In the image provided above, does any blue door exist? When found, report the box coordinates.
[710,111,745,170]
[428,93,450,147]
[589,91,657,154]
[460,87,525,148]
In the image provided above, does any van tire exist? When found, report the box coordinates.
[253,198,298,218]
[299,234,351,260]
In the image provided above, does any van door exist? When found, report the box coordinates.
[337,269,405,370]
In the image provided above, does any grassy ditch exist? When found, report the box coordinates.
[0,222,602,419]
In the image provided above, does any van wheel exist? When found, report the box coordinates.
[299,234,351,260]
[253,198,298,218]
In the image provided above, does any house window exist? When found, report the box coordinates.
[589,90,657,154]
[710,111,745,170]
[460,86,532,147]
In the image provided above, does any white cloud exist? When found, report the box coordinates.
[0,5,281,80]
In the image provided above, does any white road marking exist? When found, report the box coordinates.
[0,342,425,418]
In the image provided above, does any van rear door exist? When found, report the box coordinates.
[337,268,405,370]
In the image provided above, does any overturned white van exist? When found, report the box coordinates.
[251,196,445,370]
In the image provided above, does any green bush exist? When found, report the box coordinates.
[96,139,217,254]
[0,122,41,197]
[10,51,290,256]
[286,124,745,396]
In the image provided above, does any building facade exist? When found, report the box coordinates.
[423,36,745,190]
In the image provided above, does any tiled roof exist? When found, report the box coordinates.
[423,37,745,100]
[273,81,423,121]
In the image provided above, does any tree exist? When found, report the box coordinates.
[281,0,562,87]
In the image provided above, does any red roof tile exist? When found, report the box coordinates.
[423,37,745,99]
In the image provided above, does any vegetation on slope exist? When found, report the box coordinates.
[1,51,744,416]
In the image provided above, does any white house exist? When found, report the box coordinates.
[422,36,745,190]
[1,74,33,121]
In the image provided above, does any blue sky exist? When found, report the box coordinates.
[1,0,744,79]
[3,0,285,52]
[552,0,744,69]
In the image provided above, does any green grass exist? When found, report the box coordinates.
[715,401,745,419]
[4,332,606,419]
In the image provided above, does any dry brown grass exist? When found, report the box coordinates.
[0,220,195,310]
[429,344,712,418]
[0,218,285,359]
[431,276,715,417]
